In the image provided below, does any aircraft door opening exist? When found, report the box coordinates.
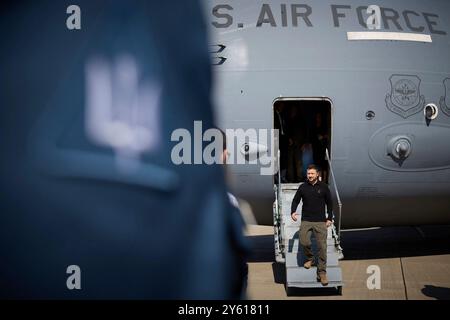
[274,98,332,184]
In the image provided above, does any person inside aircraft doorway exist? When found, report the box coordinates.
[311,112,329,182]
[290,164,333,286]
[286,107,306,182]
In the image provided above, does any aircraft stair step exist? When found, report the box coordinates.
[286,266,343,288]
[285,251,339,268]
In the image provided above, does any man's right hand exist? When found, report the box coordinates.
[291,212,298,222]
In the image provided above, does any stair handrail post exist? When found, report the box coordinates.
[325,148,342,237]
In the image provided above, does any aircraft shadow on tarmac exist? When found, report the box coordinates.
[246,225,450,298]
[246,225,450,262]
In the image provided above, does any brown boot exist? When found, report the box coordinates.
[303,260,314,269]
[317,273,328,286]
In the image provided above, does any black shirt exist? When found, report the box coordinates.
[291,180,333,222]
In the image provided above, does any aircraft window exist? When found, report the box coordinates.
[366,110,376,120]
[424,103,438,120]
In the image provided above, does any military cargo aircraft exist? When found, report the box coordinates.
[205,0,450,228]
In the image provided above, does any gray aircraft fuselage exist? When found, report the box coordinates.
[205,0,450,228]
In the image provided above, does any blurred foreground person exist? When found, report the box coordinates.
[0,0,246,299]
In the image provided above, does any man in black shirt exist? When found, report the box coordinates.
[291,164,333,286]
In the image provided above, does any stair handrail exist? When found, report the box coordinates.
[325,148,342,238]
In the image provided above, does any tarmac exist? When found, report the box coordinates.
[245,224,450,300]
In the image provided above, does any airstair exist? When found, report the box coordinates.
[273,149,344,294]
